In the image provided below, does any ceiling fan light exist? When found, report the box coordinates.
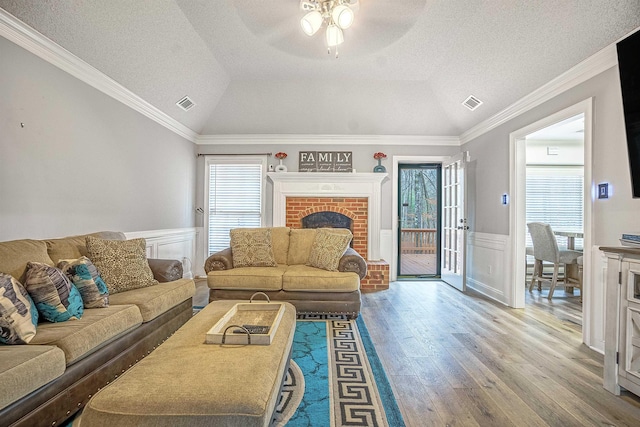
[332,5,354,29]
[325,24,344,47]
[301,11,323,36]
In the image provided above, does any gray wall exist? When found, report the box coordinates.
[0,36,197,241]
[462,66,640,245]
[196,143,460,229]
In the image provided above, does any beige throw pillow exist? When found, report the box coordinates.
[307,229,352,271]
[85,236,158,294]
[230,228,277,268]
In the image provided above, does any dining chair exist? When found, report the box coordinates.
[527,222,583,299]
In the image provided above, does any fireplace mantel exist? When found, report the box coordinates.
[267,172,387,260]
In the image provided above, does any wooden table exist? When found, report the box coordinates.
[553,230,583,250]
[554,230,583,293]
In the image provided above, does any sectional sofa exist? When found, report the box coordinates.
[0,231,195,427]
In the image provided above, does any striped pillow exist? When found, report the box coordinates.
[24,262,84,322]
[58,257,109,308]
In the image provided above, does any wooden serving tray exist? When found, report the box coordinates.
[205,302,285,345]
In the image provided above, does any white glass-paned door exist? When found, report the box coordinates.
[441,152,468,292]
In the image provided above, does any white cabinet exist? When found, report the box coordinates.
[602,247,640,396]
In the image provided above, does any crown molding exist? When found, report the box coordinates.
[0,9,198,143]
[459,43,618,145]
[195,134,461,146]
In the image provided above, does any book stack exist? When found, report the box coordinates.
[621,233,640,247]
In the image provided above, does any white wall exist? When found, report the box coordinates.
[526,139,584,165]
[0,36,197,241]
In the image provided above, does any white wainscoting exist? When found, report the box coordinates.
[466,232,511,306]
[380,229,393,266]
[124,228,198,279]
[587,246,607,354]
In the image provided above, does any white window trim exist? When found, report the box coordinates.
[204,155,267,256]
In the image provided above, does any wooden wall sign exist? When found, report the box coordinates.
[298,151,353,172]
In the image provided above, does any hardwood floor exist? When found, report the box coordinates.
[361,281,640,427]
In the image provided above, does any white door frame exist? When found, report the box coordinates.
[508,98,593,343]
[392,156,449,281]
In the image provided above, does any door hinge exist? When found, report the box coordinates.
[619,271,622,285]
[616,351,620,365]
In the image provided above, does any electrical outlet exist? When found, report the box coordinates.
[488,265,492,274]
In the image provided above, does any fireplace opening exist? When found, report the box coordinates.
[302,211,352,229]
[301,212,354,246]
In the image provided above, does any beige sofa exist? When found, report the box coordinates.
[0,232,195,427]
[204,227,367,318]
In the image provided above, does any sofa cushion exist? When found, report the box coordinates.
[230,228,277,268]
[0,273,38,344]
[0,239,54,283]
[283,265,360,292]
[270,227,291,265]
[108,279,195,322]
[24,262,84,322]
[86,236,158,294]
[58,257,109,308]
[207,266,288,291]
[286,228,317,265]
[30,304,143,365]
[0,345,66,410]
[307,229,352,271]
[45,232,126,264]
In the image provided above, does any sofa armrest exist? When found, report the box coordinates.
[204,248,234,273]
[338,247,367,280]
[148,259,183,282]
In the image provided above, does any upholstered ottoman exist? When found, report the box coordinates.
[79,300,296,427]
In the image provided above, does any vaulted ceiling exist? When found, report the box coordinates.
[1,1,639,138]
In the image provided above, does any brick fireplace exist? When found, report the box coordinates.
[269,172,389,290]
[286,197,368,259]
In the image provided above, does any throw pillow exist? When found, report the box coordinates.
[307,229,352,272]
[58,257,109,308]
[24,262,84,322]
[0,273,38,344]
[230,228,277,268]
[85,236,158,294]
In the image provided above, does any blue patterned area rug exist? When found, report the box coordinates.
[274,315,405,427]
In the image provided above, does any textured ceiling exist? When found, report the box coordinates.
[1,0,639,137]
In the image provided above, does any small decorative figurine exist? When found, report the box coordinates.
[373,152,387,173]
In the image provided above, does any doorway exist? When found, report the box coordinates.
[397,163,442,278]
[524,114,585,325]
[509,98,594,345]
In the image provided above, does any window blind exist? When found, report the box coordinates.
[206,158,265,255]
[525,166,584,249]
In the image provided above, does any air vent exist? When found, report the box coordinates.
[462,95,483,111]
[176,96,195,111]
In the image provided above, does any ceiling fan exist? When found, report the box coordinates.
[299,0,360,56]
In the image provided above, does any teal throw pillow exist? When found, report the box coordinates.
[0,272,39,344]
[24,262,84,322]
[58,257,109,308]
